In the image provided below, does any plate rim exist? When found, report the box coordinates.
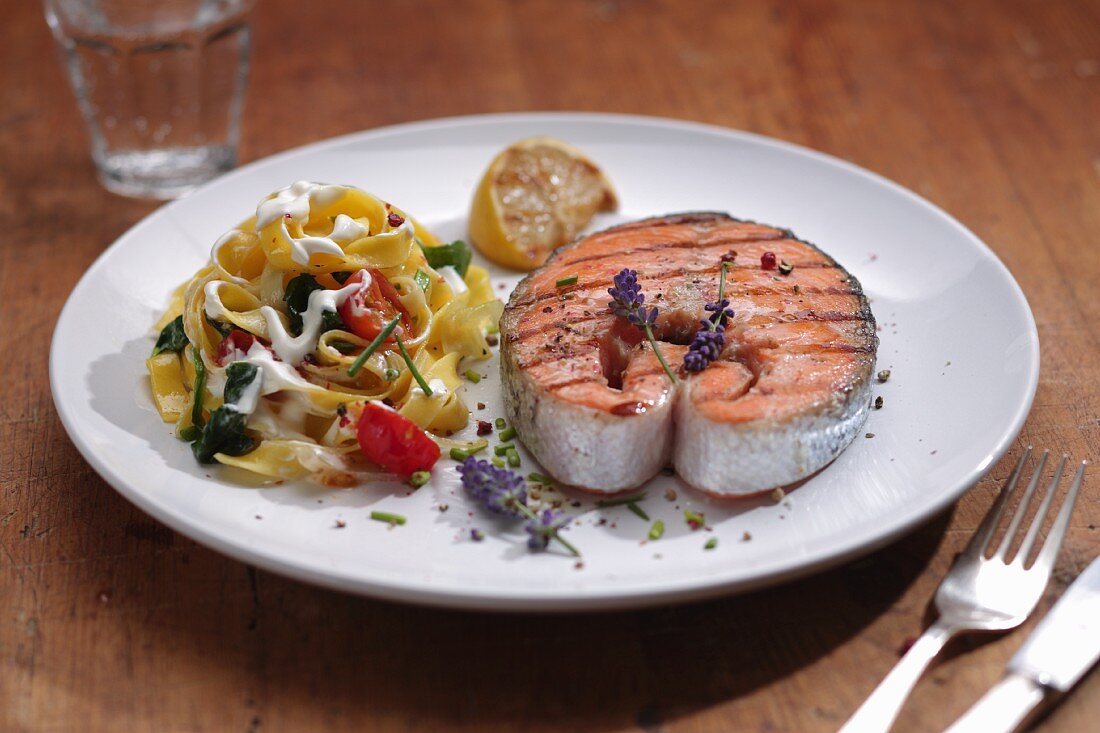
[49,111,1040,611]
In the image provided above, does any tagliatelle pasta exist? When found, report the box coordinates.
[147,181,502,485]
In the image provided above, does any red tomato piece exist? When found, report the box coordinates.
[337,269,411,341]
[356,402,440,477]
[215,330,259,365]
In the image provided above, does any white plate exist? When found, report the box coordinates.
[50,113,1038,611]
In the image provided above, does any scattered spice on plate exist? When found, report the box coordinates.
[470,528,485,542]
[334,519,346,529]
[778,260,794,275]
[866,432,876,439]
[770,487,786,503]
[874,396,884,409]
[877,369,891,382]
[685,510,705,530]
[742,531,753,542]
[476,420,493,436]
[664,488,677,501]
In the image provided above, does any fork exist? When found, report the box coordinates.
[839,447,1087,733]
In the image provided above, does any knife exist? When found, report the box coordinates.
[945,556,1100,733]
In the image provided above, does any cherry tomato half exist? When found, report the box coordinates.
[356,402,440,477]
[215,330,259,366]
[337,269,411,341]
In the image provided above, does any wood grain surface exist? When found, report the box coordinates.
[2,0,1098,731]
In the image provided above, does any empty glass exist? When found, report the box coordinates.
[44,0,255,199]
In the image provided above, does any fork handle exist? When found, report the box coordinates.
[838,620,957,733]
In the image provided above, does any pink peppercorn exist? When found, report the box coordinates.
[761,251,777,270]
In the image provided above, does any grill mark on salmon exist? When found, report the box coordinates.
[500,212,877,496]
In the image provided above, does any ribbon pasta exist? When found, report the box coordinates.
[147,181,502,484]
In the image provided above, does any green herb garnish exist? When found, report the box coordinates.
[347,316,401,377]
[627,502,650,521]
[414,269,431,292]
[370,511,406,525]
[190,347,207,428]
[506,449,521,468]
[498,425,517,442]
[204,314,234,338]
[395,333,432,396]
[648,519,665,541]
[409,471,431,488]
[527,472,554,485]
[494,443,514,456]
[464,369,482,383]
[423,240,472,277]
[494,417,506,430]
[152,316,188,356]
[596,493,647,509]
[555,275,578,287]
[704,537,718,550]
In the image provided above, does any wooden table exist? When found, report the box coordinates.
[3,0,1097,730]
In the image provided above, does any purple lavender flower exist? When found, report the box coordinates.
[683,325,726,373]
[608,268,660,328]
[457,457,527,518]
[704,297,734,328]
[525,509,571,550]
[608,269,675,383]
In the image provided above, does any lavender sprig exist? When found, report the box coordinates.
[458,457,580,556]
[607,269,677,383]
[684,261,735,374]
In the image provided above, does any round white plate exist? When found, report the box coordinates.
[50,113,1038,611]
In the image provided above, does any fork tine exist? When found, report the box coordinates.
[963,446,1030,558]
[1011,454,1065,564]
[1026,459,1086,570]
[993,449,1049,560]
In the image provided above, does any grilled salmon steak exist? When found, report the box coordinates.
[500,213,877,496]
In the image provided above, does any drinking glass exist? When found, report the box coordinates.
[44,0,255,199]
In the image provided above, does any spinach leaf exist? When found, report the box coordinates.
[283,274,346,335]
[223,362,259,405]
[423,240,472,277]
[191,406,257,464]
[413,269,431,292]
[152,316,188,356]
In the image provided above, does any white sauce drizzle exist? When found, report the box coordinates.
[259,276,364,365]
[203,281,230,319]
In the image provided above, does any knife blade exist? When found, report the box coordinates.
[945,556,1100,733]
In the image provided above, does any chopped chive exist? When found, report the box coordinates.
[627,502,650,521]
[494,417,506,429]
[190,346,207,428]
[347,315,400,377]
[498,426,517,442]
[528,472,554,485]
[685,510,706,530]
[464,369,482,383]
[450,441,487,461]
[491,456,505,468]
[555,275,578,287]
[370,510,406,525]
[648,519,665,541]
[704,537,718,550]
[408,471,431,488]
[506,449,521,468]
[596,492,648,509]
[486,323,500,335]
[395,333,432,396]
[494,443,514,456]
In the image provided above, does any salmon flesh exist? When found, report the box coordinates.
[500,213,877,496]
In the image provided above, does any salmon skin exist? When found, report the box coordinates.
[500,213,877,496]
